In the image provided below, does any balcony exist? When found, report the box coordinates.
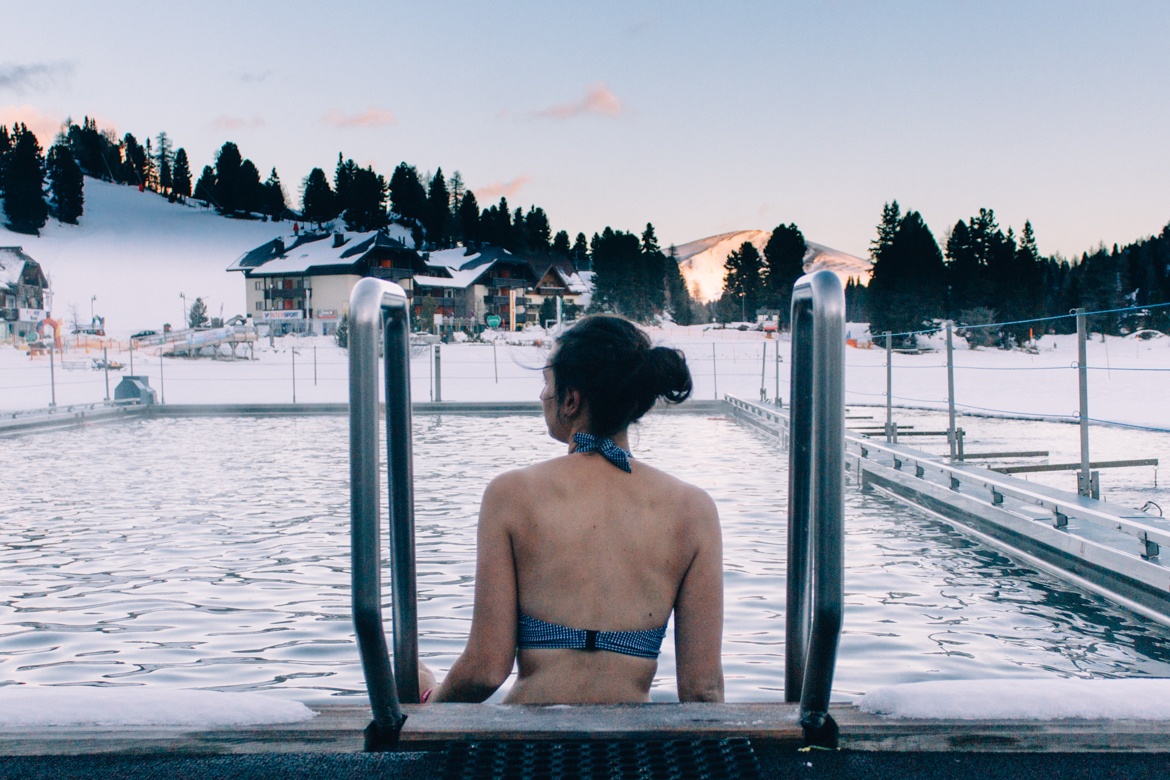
[266,288,305,300]
[484,295,509,305]
[370,267,414,281]
[0,309,17,322]
[490,277,528,289]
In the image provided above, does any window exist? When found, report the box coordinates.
[255,302,263,311]
[254,281,262,290]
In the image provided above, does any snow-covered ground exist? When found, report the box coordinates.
[0,688,314,727]
[0,180,286,335]
[3,324,1166,432]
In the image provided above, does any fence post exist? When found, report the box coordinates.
[1077,308,1091,497]
[130,340,134,374]
[946,323,957,459]
[291,349,297,403]
[159,351,165,405]
[103,346,110,400]
[760,341,767,402]
[314,345,318,386]
[885,332,893,442]
[775,333,781,406]
[49,345,57,408]
[712,343,718,400]
[433,344,442,402]
[492,340,498,383]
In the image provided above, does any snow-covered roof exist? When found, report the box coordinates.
[0,246,42,289]
[228,229,417,276]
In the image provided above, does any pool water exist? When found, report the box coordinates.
[2,413,1170,706]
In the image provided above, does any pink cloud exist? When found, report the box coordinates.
[0,105,67,145]
[208,115,265,131]
[533,83,624,120]
[323,108,397,128]
[474,175,532,203]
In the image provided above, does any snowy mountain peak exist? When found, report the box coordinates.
[673,229,871,303]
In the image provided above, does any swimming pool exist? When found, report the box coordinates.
[3,412,1170,707]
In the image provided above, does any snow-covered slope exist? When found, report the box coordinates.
[674,229,872,303]
[0,179,287,335]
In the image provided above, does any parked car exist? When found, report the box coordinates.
[131,330,158,340]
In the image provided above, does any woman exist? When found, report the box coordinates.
[421,314,724,704]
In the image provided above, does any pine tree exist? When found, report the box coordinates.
[457,190,479,247]
[552,230,571,258]
[388,162,426,224]
[172,148,192,198]
[194,165,217,205]
[763,223,807,324]
[870,200,901,262]
[424,168,450,247]
[334,153,358,218]
[572,232,590,270]
[344,166,388,232]
[47,143,84,224]
[525,206,551,253]
[665,244,695,325]
[721,242,766,322]
[448,170,465,211]
[120,133,148,186]
[213,142,244,213]
[155,132,173,193]
[2,124,49,235]
[301,167,336,225]
[263,168,286,220]
[188,297,209,329]
[239,158,263,213]
[868,209,946,339]
[640,223,666,314]
[0,125,11,195]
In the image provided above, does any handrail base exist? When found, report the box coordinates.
[801,710,839,749]
[365,715,407,752]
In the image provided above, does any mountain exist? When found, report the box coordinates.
[673,230,872,303]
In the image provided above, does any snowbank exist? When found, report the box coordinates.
[0,687,315,727]
[857,679,1170,720]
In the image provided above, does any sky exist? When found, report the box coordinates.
[3,1,1170,261]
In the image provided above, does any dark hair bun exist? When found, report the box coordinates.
[549,315,693,436]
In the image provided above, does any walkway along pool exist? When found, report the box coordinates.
[5,408,1170,710]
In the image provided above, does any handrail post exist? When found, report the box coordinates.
[784,270,845,749]
[349,277,418,751]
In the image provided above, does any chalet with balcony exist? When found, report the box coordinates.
[227,227,422,334]
[0,246,50,341]
[527,258,590,324]
[415,246,542,330]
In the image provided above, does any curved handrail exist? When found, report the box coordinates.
[349,277,419,751]
[784,270,845,748]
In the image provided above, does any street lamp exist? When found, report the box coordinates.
[739,291,745,322]
[180,292,187,328]
[90,295,96,324]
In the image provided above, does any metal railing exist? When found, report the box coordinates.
[348,277,420,751]
[784,270,845,748]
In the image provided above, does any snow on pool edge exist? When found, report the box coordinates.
[857,679,1170,720]
[0,688,316,727]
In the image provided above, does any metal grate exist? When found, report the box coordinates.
[443,738,761,780]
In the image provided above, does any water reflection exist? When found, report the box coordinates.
[0,414,1169,705]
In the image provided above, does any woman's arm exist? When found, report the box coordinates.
[429,474,521,703]
[673,490,724,703]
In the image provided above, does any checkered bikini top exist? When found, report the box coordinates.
[517,613,668,659]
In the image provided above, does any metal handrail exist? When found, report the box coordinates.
[349,277,419,751]
[784,270,845,748]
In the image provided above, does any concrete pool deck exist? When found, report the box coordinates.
[5,702,1170,756]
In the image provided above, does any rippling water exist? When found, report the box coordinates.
[2,413,1170,706]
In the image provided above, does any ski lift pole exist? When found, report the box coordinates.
[946,323,957,459]
[49,346,57,408]
[885,332,893,442]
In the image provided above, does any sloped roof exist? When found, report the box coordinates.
[228,229,418,276]
[0,246,45,289]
